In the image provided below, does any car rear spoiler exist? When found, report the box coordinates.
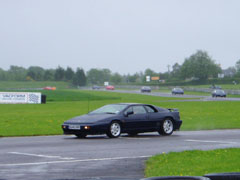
[168,108,179,112]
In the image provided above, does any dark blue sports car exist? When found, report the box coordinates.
[172,87,184,95]
[62,103,182,138]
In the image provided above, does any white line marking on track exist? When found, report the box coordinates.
[0,155,151,167]
[8,152,75,160]
[185,139,238,144]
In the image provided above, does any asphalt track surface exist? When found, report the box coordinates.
[1,130,240,180]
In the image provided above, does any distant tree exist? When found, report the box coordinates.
[235,59,240,71]
[222,67,236,78]
[136,72,144,83]
[0,68,7,80]
[27,66,45,81]
[8,66,27,81]
[54,66,65,81]
[159,72,170,80]
[126,73,141,83]
[78,68,86,86]
[111,73,122,84]
[87,68,111,84]
[65,67,74,81]
[180,50,221,80]
[144,68,157,77]
[102,68,111,82]
[235,60,240,77]
[43,69,55,81]
[171,63,181,79]
[87,69,101,84]
[72,68,86,86]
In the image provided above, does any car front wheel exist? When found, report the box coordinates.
[158,118,174,136]
[107,121,121,138]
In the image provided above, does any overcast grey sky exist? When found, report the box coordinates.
[0,0,239,74]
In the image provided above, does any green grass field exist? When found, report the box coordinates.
[145,148,240,177]
[0,89,240,136]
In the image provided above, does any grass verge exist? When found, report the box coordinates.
[145,148,240,177]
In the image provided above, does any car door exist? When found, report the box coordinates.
[144,105,161,129]
[123,105,149,131]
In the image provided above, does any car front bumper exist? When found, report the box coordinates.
[62,123,108,135]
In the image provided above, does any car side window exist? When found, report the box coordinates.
[133,106,147,114]
[144,106,156,113]
[125,107,133,114]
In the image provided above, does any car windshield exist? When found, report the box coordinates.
[216,90,225,93]
[175,88,182,91]
[89,104,128,114]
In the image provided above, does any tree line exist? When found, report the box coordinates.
[0,66,87,86]
[1,50,240,86]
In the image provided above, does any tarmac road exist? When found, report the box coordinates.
[0,130,240,180]
[105,89,240,101]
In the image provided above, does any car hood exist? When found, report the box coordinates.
[64,113,117,124]
[214,91,225,95]
[173,90,183,92]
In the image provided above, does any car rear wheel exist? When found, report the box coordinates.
[158,118,174,136]
[75,133,87,138]
[107,121,121,138]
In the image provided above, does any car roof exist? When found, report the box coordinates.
[174,87,182,89]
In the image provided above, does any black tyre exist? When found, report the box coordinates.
[158,118,174,136]
[106,121,121,138]
[204,172,240,180]
[75,133,87,138]
[141,176,210,180]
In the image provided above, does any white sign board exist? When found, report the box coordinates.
[218,73,224,78]
[104,82,109,86]
[0,92,42,104]
[146,76,151,82]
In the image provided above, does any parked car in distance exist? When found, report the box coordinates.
[141,86,151,93]
[172,88,184,95]
[105,85,115,90]
[92,85,100,90]
[62,103,182,138]
[212,89,226,97]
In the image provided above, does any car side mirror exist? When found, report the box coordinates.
[125,111,134,117]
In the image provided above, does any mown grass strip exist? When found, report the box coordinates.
[145,148,240,177]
